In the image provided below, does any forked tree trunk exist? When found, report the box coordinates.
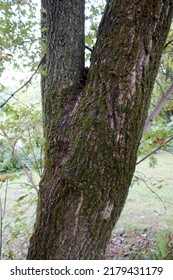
[27,0,173,259]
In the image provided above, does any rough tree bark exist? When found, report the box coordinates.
[27,0,173,259]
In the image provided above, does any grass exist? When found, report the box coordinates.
[114,151,173,233]
[0,151,173,259]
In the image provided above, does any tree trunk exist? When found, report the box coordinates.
[27,0,173,259]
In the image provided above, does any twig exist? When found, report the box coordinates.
[0,54,46,109]
[155,79,164,95]
[134,175,167,210]
[27,127,42,177]
[164,39,173,49]
[137,135,173,165]
[0,194,2,260]
[88,33,95,46]
[0,177,9,260]
[146,185,167,210]
[143,83,173,134]
[85,45,93,52]
[2,178,9,219]
[11,39,39,50]
[1,93,29,109]
[0,125,38,192]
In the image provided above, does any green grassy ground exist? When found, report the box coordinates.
[114,151,173,233]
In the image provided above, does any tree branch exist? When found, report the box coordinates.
[11,39,39,50]
[0,125,38,192]
[143,82,173,134]
[164,39,173,49]
[134,174,167,210]
[0,54,46,109]
[85,45,93,52]
[136,135,173,165]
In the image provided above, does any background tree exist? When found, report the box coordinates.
[140,25,173,159]
[13,0,173,259]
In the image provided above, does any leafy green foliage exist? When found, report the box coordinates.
[155,229,173,259]
[0,147,21,173]
[0,102,44,177]
[85,0,105,63]
[0,0,40,106]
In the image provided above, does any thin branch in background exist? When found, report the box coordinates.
[11,39,39,50]
[0,54,46,109]
[0,126,38,192]
[164,39,173,49]
[0,201,2,260]
[0,189,2,260]
[15,144,39,176]
[2,178,9,219]
[155,79,164,96]
[0,177,9,260]
[137,135,173,165]
[160,64,173,80]
[7,94,29,109]
[135,175,167,210]
[27,127,42,178]
[143,83,173,133]
[87,33,95,46]
[40,144,44,176]
[85,45,93,52]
